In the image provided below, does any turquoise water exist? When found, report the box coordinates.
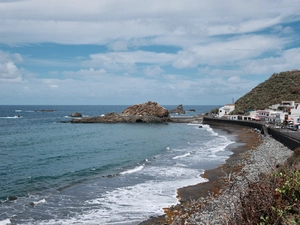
[0,105,234,225]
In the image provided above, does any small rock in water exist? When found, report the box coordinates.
[69,112,82,117]
[7,196,17,201]
[28,202,35,207]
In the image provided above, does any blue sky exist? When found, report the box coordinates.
[0,0,300,105]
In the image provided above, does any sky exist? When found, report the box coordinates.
[0,0,300,105]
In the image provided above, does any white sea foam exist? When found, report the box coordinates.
[0,219,11,225]
[19,161,208,224]
[207,128,218,136]
[120,164,145,175]
[209,136,234,153]
[80,176,207,225]
[172,152,190,159]
[33,198,46,205]
[188,123,219,136]
[187,123,202,126]
[143,165,204,180]
[0,116,22,119]
[174,163,187,167]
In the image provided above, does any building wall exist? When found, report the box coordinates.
[218,104,235,117]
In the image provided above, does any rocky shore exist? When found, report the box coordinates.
[177,136,292,224]
[140,124,294,225]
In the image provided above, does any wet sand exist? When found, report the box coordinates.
[139,123,262,225]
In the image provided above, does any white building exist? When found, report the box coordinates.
[286,101,300,125]
[218,104,235,118]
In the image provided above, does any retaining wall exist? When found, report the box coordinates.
[203,116,300,150]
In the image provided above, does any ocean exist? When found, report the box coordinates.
[0,105,235,225]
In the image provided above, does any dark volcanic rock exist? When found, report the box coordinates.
[35,109,56,112]
[7,196,18,201]
[186,109,195,112]
[71,113,166,123]
[71,102,170,123]
[69,112,82,117]
[169,104,185,114]
[122,101,169,118]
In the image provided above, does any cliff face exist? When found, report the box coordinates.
[234,70,300,113]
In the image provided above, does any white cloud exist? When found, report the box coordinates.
[0,0,299,47]
[0,0,300,105]
[82,51,177,71]
[62,68,107,80]
[49,84,58,88]
[272,25,294,34]
[144,66,164,77]
[108,40,128,52]
[0,51,23,81]
[198,67,242,77]
[239,48,300,75]
[173,35,285,68]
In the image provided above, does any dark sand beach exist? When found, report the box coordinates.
[140,123,263,225]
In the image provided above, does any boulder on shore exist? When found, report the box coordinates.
[69,112,82,117]
[169,104,185,114]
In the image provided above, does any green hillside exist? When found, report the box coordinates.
[233,70,300,114]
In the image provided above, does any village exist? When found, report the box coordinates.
[217,101,300,130]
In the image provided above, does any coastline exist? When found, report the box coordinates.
[177,124,262,202]
[139,123,268,225]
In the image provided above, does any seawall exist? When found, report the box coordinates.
[203,116,300,150]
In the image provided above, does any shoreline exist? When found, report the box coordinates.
[139,123,266,225]
[177,124,262,202]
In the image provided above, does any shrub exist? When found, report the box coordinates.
[229,167,300,225]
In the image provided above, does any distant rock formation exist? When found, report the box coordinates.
[169,104,185,114]
[71,101,169,123]
[35,109,56,112]
[69,112,82,117]
[122,101,169,118]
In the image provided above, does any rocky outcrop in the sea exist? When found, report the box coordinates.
[71,113,166,123]
[169,104,185,114]
[69,112,82,117]
[35,109,56,112]
[71,101,169,123]
[122,101,169,118]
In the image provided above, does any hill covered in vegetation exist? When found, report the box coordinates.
[233,70,300,114]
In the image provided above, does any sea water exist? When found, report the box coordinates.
[0,105,235,225]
